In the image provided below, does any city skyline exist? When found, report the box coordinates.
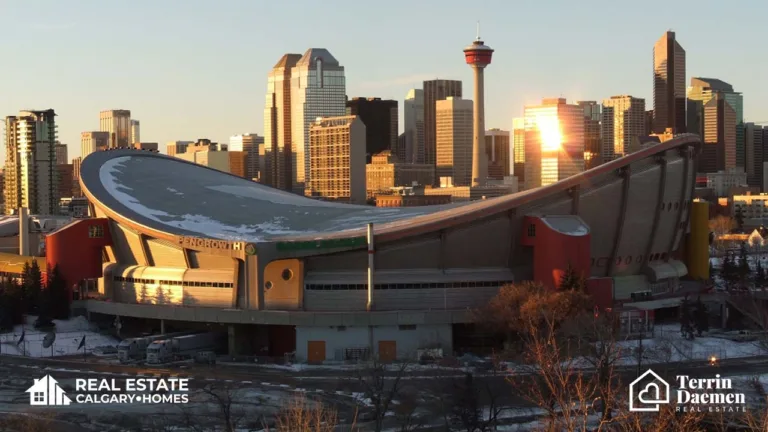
[1,0,766,164]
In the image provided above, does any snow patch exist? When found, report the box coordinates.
[0,316,119,358]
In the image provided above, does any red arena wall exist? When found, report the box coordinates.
[46,218,112,300]
[521,216,591,291]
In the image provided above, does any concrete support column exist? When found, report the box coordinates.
[160,319,165,334]
[471,66,488,187]
[228,325,236,357]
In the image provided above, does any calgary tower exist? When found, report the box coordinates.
[463,25,494,187]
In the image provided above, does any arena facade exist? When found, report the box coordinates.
[47,134,706,362]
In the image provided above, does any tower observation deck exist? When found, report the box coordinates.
[464,29,494,187]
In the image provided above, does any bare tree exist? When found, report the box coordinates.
[353,357,410,432]
[0,410,58,432]
[179,383,258,432]
[272,394,340,432]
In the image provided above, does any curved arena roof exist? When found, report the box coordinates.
[80,134,702,245]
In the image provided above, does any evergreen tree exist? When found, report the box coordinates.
[45,265,70,320]
[721,253,737,289]
[693,296,710,336]
[559,263,585,291]
[679,295,695,340]
[739,245,752,287]
[756,259,766,288]
[735,208,745,231]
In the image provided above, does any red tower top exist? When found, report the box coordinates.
[464,37,494,68]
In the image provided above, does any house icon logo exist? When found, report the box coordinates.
[629,369,670,412]
[26,375,71,406]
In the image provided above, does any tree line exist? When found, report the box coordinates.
[715,243,767,290]
[0,260,69,331]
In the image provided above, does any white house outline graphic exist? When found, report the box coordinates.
[26,375,72,406]
[629,369,670,412]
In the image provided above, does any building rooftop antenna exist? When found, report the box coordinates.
[476,21,481,41]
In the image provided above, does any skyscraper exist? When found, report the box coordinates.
[81,132,110,159]
[423,79,462,169]
[229,134,264,180]
[345,97,398,162]
[601,95,646,161]
[653,31,686,134]
[576,101,602,169]
[264,53,301,190]
[698,93,737,173]
[72,156,82,197]
[523,98,585,190]
[290,48,347,194]
[404,89,425,163]
[687,78,744,168]
[4,110,59,215]
[485,129,510,179]
[436,97,473,187]
[745,123,765,188]
[99,110,132,148]
[54,143,68,165]
[131,120,141,144]
[512,118,525,184]
[166,141,193,157]
[306,116,366,204]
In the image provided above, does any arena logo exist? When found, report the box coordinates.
[629,369,747,413]
[26,375,190,406]
[178,236,248,252]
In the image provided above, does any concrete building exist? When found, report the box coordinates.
[264,54,301,191]
[166,141,193,157]
[99,110,132,148]
[81,132,109,160]
[133,143,158,151]
[523,98,585,190]
[55,143,68,165]
[290,49,347,195]
[57,164,74,199]
[436,97,473,187]
[229,134,264,181]
[131,120,140,144]
[601,96,646,162]
[576,101,601,170]
[229,151,247,178]
[485,129,510,180]
[733,193,768,220]
[423,79,463,169]
[4,110,60,215]
[688,78,744,170]
[653,31,686,134]
[746,123,765,189]
[512,118,525,185]
[346,98,398,162]
[60,134,701,361]
[706,168,747,197]
[404,89,425,164]
[366,151,435,197]
[306,116,366,204]
[375,194,452,207]
[176,140,230,173]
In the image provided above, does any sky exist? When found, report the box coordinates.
[0,0,766,164]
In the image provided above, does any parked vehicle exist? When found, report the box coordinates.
[146,332,221,364]
[117,331,196,363]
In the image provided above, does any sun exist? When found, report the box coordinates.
[535,115,563,152]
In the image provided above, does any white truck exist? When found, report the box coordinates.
[117,331,196,363]
[146,332,220,364]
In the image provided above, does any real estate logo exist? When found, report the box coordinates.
[629,368,747,413]
[26,375,190,405]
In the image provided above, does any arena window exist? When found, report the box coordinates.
[88,225,104,238]
[304,280,514,291]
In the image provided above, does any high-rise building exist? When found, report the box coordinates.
[698,93,737,173]
[81,131,109,160]
[436,97,473,187]
[54,143,68,165]
[687,78,744,168]
[365,151,435,197]
[3,109,60,215]
[404,89,425,163]
[99,110,132,148]
[523,98,585,190]
[72,156,82,197]
[228,151,248,178]
[644,110,654,136]
[512,118,525,184]
[57,164,74,199]
[345,97,398,162]
[485,129,510,179]
[229,134,264,181]
[653,31,686,134]
[601,95,646,161]
[423,79,462,169]
[166,141,193,157]
[306,116,366,204]
[131,120,140,144]
[264,53,301,190]
[576,101,601,170]
[176,140,230,173]
[290,48,347,194]
[463,33,494,186]
[745,123,765,188]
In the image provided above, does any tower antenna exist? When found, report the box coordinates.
[476,21,481,41]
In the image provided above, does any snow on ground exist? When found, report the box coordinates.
[0,316,119,357]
